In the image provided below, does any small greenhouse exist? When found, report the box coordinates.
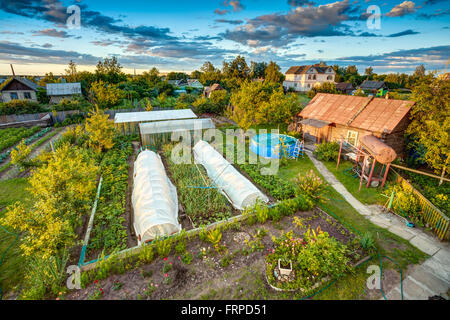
[114,109,197,134]
[132,150,181,244]
[193,140,269,210]
[139,118,216,147]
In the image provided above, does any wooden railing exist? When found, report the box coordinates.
[393,170,449,241]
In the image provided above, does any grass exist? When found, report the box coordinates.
[0,178,32,295]
[322,160,386,205]
[274,155,428,299]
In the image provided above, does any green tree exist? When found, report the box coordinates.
[307,82,337,99]
[264,61,285,84]
[230,81,300,130]
[65,60,78,83]
[95,57,126,84]
[407,77,449,174]
[89,80,123,108]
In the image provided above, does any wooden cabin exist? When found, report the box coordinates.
[296,93,415,157]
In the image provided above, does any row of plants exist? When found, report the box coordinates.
[238,163,297,200]
[87,136,134,257]
[162,143,232,227]
[0,126,41,153]
[79,194,315,289]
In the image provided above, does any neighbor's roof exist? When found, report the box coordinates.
[1,77,39,91]
[139,118,215,135]
[46,82,81,96]
[299,93,415,134]
[114,108,197,124]
[286,64,334,75]
[336,82,354,91]
[358,80,386,90]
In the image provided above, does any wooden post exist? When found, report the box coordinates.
[381,163,390,189]
[359,155,367,191]
[337,139,343,169]
[366,158,376,188]
[356,145,361,162]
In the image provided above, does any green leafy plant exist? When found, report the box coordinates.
[313,141,340,162]
[294,170,327,203]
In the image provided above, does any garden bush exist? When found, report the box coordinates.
[294,170,328,203]
[0,99,47,115]
[266,228,352,293]
[313,141,340,162]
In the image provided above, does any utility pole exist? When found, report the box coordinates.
[10,64,15,77]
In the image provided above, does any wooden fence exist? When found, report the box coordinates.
[394,170,449,241]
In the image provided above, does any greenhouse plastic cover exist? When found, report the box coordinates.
[114,109,197,124]
[193,140,269,210]
[132,150,181,244]
[139,118,215,135]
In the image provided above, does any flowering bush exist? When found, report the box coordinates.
[294,170,328,203]
[266,228,352,293]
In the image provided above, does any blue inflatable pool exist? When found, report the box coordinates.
[250,133,298,159]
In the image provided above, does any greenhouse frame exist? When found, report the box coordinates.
[132,150,181,244]
[114,109,197,134]
[139,118,216,147]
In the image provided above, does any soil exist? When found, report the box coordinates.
[65,208,361,300]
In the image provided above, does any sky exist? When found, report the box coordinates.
[0,0,449,75]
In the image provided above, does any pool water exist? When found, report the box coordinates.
[250,133,298,159]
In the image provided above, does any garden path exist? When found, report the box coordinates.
[0,127,67,181]
[306,150,450,300]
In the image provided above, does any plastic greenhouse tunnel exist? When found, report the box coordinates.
[193,140,269,210]
[132,150,181,244]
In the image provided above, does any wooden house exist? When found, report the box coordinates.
[0,77,39,102]
[296,93,415,156]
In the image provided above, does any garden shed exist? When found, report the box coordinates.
[193,140,269,210]
[139,118,215,147]
[132,150,181,244]
[114,109,197,134]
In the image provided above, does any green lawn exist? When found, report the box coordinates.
[275,156,428,299]
[322,160,386,205]
[0,178,32,296]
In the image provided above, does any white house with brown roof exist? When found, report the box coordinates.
[283,64,335,92]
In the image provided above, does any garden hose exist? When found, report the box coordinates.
[298,199,405,300]
[0,224,19,300]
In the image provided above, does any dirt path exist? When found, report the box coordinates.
[0,127,68,181]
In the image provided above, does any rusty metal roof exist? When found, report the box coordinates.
[299,93,415,134]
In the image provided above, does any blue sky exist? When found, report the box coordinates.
[0,0,449,75]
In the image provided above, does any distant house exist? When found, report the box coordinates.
[46,82,82,104]
[187,79,203,89]
[335,82,355,95]
[0,77,39,102]
[296,93,415,156]
[203,83,225,98]
[283,64,335,92]
[358,80,388,95]
[167,79,188,88]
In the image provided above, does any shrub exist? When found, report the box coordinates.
[313,141,340,161]
[266,229,352,293]
[360,232,375,251]
[294,170,327,203]
[0,99,46,115]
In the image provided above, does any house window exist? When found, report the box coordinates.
[327,75,333,80]
[307,84,310,88]
[313,75,316,80]
[10,92,18,100]
[308,75,312,80]
[346,130,358,146]
[24,92,31,99]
